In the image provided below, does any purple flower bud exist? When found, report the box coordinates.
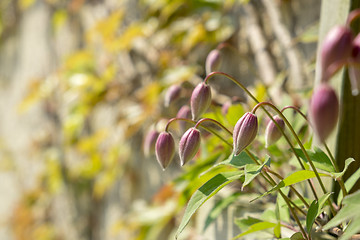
[190,82,212,120]
[348,34,360,96]
[176,105,191,132]
[233,112,258,155]
[206,49,222,75]
[143,130,159,156]
[321,26,353,81]
[265,115,285,148]
[155,132,175,170]
[164,85,181,107]
[310,84,339,143]
[179,127,201,166]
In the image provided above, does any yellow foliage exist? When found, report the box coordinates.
[52,9,68,31]
[18,0,36,10]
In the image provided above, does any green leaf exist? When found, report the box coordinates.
[252,170,328,201]
[306,193,332,233]
[339,216,360,240]
[330,158,354,179]
[290,232,305,240]
[324,190,360,231]
[274,222,281,238]
[203,192,241,231]
[242,156,271,190]
[175,171,243,239]
[293,148,335,173]
[337,166,360,205]
[234,216,262,231]
[232,221,277,239]
[217,151,254,168]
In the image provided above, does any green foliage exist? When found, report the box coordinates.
[175,171,244,238]
[324,190,360,240]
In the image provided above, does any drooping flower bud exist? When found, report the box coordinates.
[164,84,181,107]
[176,105,191,132]
[205,49,222,75]
[309,84,339,143]
[143,130,159,156]
[348,33,360,96]
[321,26,353,81]
[155,132,175,170]
[190,82,212,120]
[233,112,258,155]
[265,115,285,148]
[179,127,201,166]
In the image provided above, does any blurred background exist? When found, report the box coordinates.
[0,0,320,239]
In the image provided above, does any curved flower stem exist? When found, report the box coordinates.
[245,149,309,239]
[165,117,196,132]
[282,106,348,198]
[204,71,318,200]
[204,71,259,103]
[195,118,233,135]
[164,117,232,148]
[253,102,336,215]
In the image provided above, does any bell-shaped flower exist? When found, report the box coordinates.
[155,132,175,170]
[164,84,181,107]
[321,26,353,81]
[309,84,339,143]
[233,112,258,155]
[143,130,159,156]
[265,115,285,147]
[179,127,201,166]
[205,49,222,75]
[190,82,212,120]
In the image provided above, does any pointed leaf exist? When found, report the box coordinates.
[232,221,277,239]
[337,166,360,205]
[324,190,360,230]
[330,158,354,179]
[175,171,243,239]
[306,193,332,233]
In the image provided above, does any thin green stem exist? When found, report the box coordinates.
[266,167,310,209]
[194,118,233,135]
[164,117,232,148]
[245,149,309,239]
[253,102,336,215]
[282,106,348,199]
[204,72,318,200]
[281,191,309,240]
[324,144,348,197]
[165,117,196,132]
[201,126,233,148]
